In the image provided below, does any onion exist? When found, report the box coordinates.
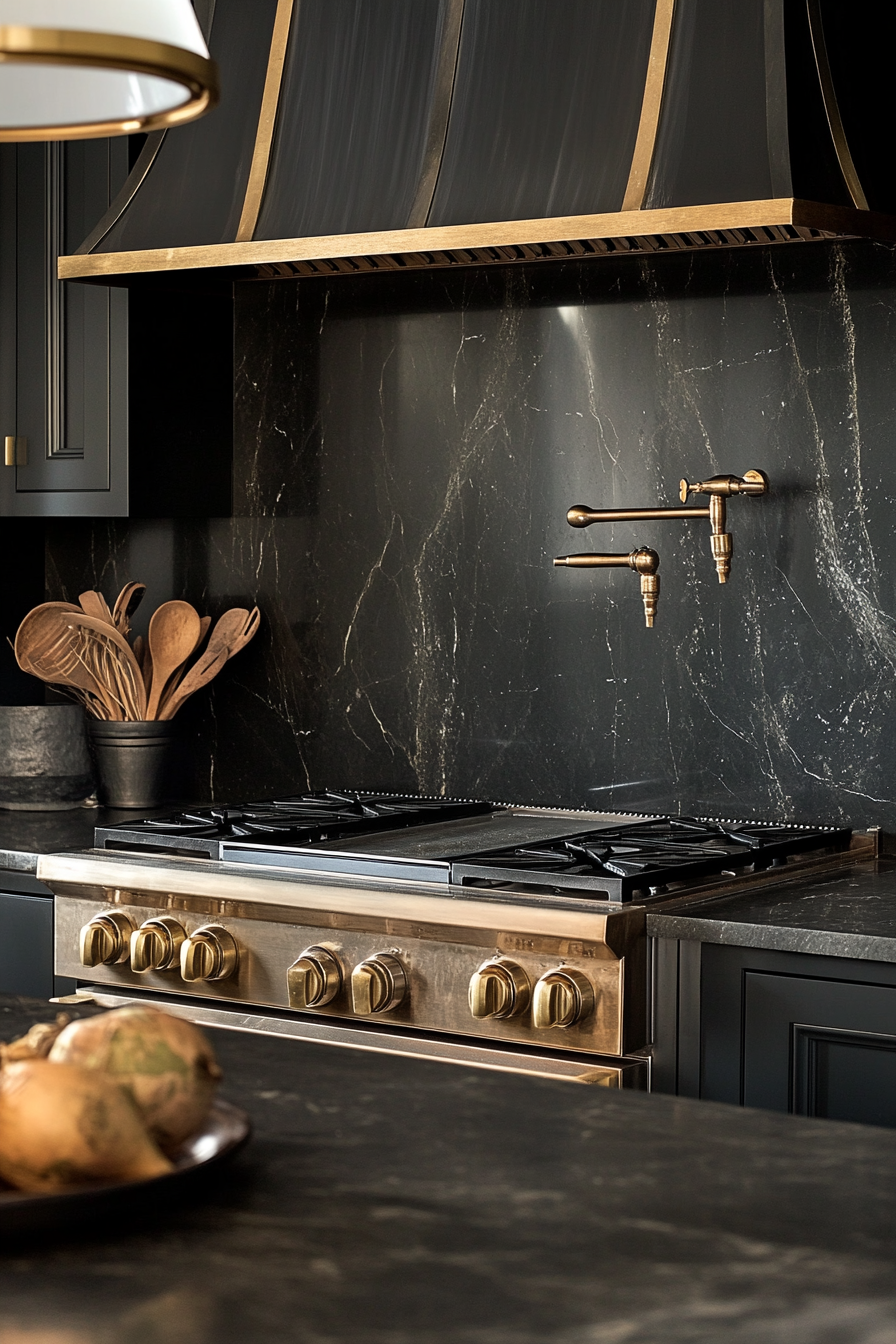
[0,1012,71,1064]
[49,1007,222,1152]
[0,1059,172,1192]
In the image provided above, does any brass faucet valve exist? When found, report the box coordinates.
[679,471,768,500]
[679,470,768,584]
[553,547,660,627]
[562,469,768,589]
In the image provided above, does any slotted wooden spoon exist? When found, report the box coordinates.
[15,607,123,719]
[55,611,148,720]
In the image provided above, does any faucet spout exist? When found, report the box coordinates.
[553,547,660,627]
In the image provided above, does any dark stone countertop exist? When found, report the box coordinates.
[0,805,177,877]
[3,993,896,1342]
[0,805,103,876]
[648,858,896,963]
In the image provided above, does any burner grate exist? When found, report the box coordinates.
[96,792,496,859]
[450,817,853,901]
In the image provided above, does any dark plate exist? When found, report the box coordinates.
[0,1099,251,1235]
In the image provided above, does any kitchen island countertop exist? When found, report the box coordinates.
[2,992,896,1342]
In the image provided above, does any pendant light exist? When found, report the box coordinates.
[0,0,218,141]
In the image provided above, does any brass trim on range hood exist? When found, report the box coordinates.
[56,0,896,284]
[235,0,296,243]
[58,198,896,284]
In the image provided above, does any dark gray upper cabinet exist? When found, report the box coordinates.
[0,140,129,517]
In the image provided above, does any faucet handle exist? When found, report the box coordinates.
[679,469,768,503]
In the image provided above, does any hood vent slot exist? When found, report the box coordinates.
[61,0,896,285]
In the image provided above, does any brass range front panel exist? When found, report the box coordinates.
[54,888,647,1057]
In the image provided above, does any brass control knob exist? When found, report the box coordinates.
[468,958,530,1020]
[532,968,594,1029]
[130,917,187,974]
[180,924,239,983]
[351,953,407,1015]
[79,911,135,967]
[287,946,342,1010]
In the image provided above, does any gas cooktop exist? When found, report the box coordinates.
[95,794,853,904]
[95,792,495,859]
[450,815,854,901]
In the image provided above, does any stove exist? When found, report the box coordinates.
[38,794,866,1089]
[94,794,853,901]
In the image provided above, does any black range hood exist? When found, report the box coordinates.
[59,0,896,285]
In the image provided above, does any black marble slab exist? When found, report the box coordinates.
[649,857,896,962]
[42,238,896,831]
[3,992,896,1342]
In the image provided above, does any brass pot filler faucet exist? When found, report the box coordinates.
[553,470,769,627]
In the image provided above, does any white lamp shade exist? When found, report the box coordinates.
[0,0,218,140]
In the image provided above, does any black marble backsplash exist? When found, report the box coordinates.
[44,240,896,826]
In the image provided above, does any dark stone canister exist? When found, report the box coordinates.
[0,705,95,810]
[87,720,176,808]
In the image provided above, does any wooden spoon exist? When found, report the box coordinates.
[158,607,260,721]
[112,581,146,637]
[145,601,201,720]
[156,609,240,719]
[15,603,95,670]
[156,615,212,714]
[79,590,115,626]
[157,645,231,721]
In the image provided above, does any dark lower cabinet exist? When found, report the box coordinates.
[654,937,896,1129]
[0,873,74,999]
[743,971,896,1126]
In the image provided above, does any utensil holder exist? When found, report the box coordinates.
[0,705,95,811]
[87,721,176,809]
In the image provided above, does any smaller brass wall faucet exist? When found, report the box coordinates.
[554,547,660,627]
[563,469,768,584]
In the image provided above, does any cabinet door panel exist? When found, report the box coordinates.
[743,972,896,1127]
[0,891,53,999]
[793,1025,896,1128]
[1,141,128,516]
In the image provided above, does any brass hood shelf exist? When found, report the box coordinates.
[57,0,896,286]
[58,198,896,285]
